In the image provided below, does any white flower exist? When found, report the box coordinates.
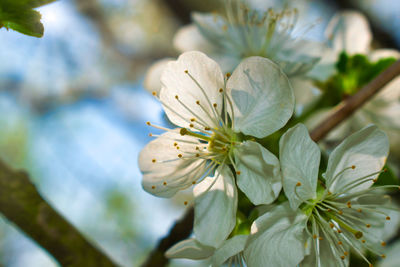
[174,0,321,77]
[166,235,248,267]
[139,51,294,247]
[245,124,399,267]
[307,11,400,155]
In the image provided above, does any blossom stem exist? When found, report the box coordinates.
[310,59,400,142]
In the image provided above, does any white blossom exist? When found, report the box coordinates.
[139,51,294,247]
[245,124,399,267]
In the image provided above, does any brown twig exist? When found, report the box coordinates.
[310,59,400,142]
[0,160,118,267]
[140,207,194,267]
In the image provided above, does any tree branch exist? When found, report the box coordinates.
[140,207,194,267]
[310,59,400,142]
[144,59,400,267]
[0,160,118,267]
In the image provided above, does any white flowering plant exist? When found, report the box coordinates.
[139,1,400,266]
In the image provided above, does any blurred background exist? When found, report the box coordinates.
[0,0,399,266]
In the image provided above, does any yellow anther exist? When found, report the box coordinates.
[151,186,156,189]
[329,223,334,228]
[354,231,363,239]
[381,254,386,259]
[180,128,188,136]
[318,237,323,240]
[152,159,156,163]
[174,142,178,146]
[190,118,196,122]
[195,146,199,150]
[386,216,391,221]
[219,88,223,93]
[313,234,317,239]
[149,133,153,137]
[184,201,188,205]
[205,127,211,131]
[357,208,362,213]
[152,91,157,96]
[163,182,167,186]
[381,241,386,246]
[192,181,196,185]
[236,171,241,175]
[338,210,343,215]
[184,70,188,74]
[361,240,366,243]
[176,146,180,150]
[338,241,343,245]
[146,121,151,126]
[340,256,345,260]
[337,229,342,233]
[347,201,351,208]
[178,154,183,158]
[196,153,200,157]
[175,95,179,100]
[351,165,356,169]
[366,224,371,228]
[213,103,217,108]
[226,73,231,78]
[343,251,348,256]
[296,182,302,186]
[189,124,194,128]
[196,100,200,105]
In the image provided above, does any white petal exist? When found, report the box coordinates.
[211,235,248,267]
[325,11,372,54]
[276,39,323,77]
[325,125,389,194]
[380,240,400,267]
[173,24,215,53]
[290,77,321,112]
[139,129,205,197]
[280,124,319,209]
[193,166,237,248]
[227,57,294,138]
[244,203,308,267]
[160,51,224,129]
[301,234,349,267]
[143,58,173,96]
[234,141,282,205]
[192,12,227,48]
[165,238,215,259]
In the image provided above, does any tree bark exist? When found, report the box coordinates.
[0,160,118,267]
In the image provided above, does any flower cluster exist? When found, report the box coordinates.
[139,1,400,266]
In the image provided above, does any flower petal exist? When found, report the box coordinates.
[139,129,205,197]
[165,238,215,259]
[279,124,319,209]
[173,24,215,53]
[234,140,282,205]
[160,51,224,129]
[227,57,294,138]
[301,234,349,267]
[325,11,372,54]
[244,202,308,267]
[325,125,389,194]
[193,166,237,247]
[211,235,248,267]
[143,58,173,96]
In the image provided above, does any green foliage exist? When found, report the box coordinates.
[315,52,396,107]
[0,0,56,37]
[374,165,400,186]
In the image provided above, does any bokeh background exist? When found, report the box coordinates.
[0,0,399,266]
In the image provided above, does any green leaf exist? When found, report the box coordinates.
[374,165,400,186]
[0,0,56,37]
